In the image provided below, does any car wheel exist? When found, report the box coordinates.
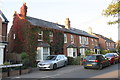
[84,67,88,69]
[108,61,111,66]
[53,64,57,70]
[98,64,103,70]
[113,61,116,65]
[64,61,67,66]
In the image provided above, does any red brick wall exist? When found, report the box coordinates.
[93,34,107,50]
[63,32,99,56]
[63,33,80,56]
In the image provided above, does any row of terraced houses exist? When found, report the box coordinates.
[0,3,116,64]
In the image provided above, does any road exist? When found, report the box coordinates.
[10,63,119,79]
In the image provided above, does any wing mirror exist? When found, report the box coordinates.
[56,59,60,61]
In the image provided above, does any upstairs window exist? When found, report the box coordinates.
[79,36,88,45]
[71,35,74,43]
[79,36,82,44]
[38,31,43,41]
[49,32,53,42]
[49,32,53,37]
[64,34,67,43]
[13,34,16,40]
[91,39,94,45]
[106,42,109,47]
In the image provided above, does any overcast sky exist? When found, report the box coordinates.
[0,0,118,41]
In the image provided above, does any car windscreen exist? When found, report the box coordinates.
[46,56,57,60]
[105,54,114,57]
[85,55,96,60]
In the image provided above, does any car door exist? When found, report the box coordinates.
[114,53,119,62]
[98,55,106,67]
[56,56,62,67]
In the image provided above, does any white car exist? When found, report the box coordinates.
[37,55,68,70]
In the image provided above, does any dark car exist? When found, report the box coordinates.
[105,53,119,64]
[83,54,110,70]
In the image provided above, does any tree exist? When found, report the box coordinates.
[102,0,120,25]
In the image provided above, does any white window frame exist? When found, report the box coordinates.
[49,32,53,42]
[71,35,74,43]
[86,37,89,45]
[38,31,43,41]
[64,34,67,43]
[67,48,77,58]
[43,47,50,60]
[13,34,16,39]
[37,47,50,61]
[80,48,85,56]
[49,32,53,37]
[79,36,82,44]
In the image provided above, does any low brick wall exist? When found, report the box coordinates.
[0,68,31,78]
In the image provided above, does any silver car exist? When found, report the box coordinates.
[37,55,68,70]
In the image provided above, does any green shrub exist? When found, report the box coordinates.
[67,56,81,65]
[100,50,110,55]
[85,50,96,56]
[4,61,10,65]
[20,52,29,69]
[67,57,74,65]
[72,56,81,65]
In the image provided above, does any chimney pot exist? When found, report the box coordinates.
[65,18,70,29]
[20,2,27,17]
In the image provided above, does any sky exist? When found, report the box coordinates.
[0,0,118,42]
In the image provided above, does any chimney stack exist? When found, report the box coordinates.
[20,3,27,17]
[65,18,70,29]
[88,27,92,34]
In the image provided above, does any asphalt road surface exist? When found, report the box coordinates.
[9,63,119,79]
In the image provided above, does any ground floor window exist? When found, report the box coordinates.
[67,48,77,58]
[0,45,5,65]
[80,48,86,58]
[37,47,50,61]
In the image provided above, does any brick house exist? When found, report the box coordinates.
[8,3,65,62]
[63,18,99,58]
[8,3,99,62]
[0,10,9,65]
[88,27,116,50]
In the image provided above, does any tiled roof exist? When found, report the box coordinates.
[93,33,115,43]
[26,16,98,39]
[27,16,63,31]
[67,44,78,48]
[69,28,98,39]
[0,10,9,22]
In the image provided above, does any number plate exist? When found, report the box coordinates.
[87,64,92,66]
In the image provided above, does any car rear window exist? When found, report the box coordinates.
[105,54,114,57]
[85,55,96,60]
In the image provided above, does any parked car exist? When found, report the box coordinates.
[83,54,111,70]
[116,52,120,62]
[37,55,68,70]
[105,53,119,64]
